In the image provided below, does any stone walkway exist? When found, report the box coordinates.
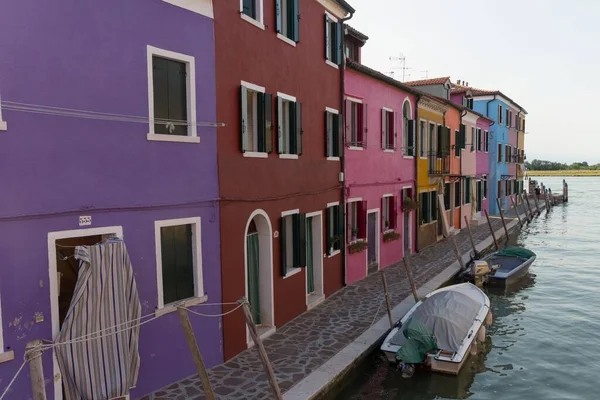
[142,202,533,400]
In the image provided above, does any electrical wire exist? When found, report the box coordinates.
[182,303,244,318]
[3,101,226,128]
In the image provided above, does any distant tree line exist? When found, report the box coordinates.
[526,159,600,170]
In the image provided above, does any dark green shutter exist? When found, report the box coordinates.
[419,192,427,224]
[167,59,187,136]
[240,86,249,152]
[257,93,265,152]
[264,93,273,153]
[296,102,303,155]
[455,181,461,208]
[333,114,340,157]
[460,124,466,149]
[431,191,437,222]
[152,57,169,135]
[275,0,282,33]
[454,130,460,157]
[325,111,331,157]
[298,213,307,267]
[161,225,194,304]
[289,102,296,154]
[280,217,287,276]
[326,208,332,252]
[437,125,443,156]
[336,22,343,65]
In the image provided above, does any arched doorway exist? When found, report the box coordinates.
[244,210,274,344]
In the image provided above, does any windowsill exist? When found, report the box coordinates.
[419,156,427,159]
[348,238,365,245]
[147,133,200,143]
[0,120,6,131]
[325,60,340,70]
[419,220,437,227]
[328,249,341,258]
[327,156,340,161]
[348,146,363,151]
[283,267,302,279]
[383,229,396,234]
[277,33,297,47]
[244,151,269,158]
[240,13,265,30]
[0,350,14,364]
[154,295,209,317]
[383,149,395,153]
[279,154,299,159]
[403,155,414,159]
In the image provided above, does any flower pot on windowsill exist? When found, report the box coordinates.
[348,240,368,254]
[402,197,417,213]
[383,230,401,242]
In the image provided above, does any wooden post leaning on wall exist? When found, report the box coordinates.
[524,192,535,219]
[496,198,510,242]
[402,257,420,303]
[26,340,46,400]
[510,195,523,228]
[464,216,478,257]
[177,307,216,400]
[484,209,499,250]
[532,192,541,216]
[240,300,283,400]
[380,271,394,328]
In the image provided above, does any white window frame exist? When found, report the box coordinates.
[347,198,362,242]
[326,107,340,161]
[402,99,413,158]
[161,0,214,18]
[281,209,302,278]
[482,175,488,199]
[325,12,340,69]
[484,130,489,153]
[382,107,394,152]
[327,201,341,257]
[154,217,206,316]
[241,80,268,158]
[346,97,363,151]
[382,194,394,232]
[147,46,198,143]
[0,93,6,131]
[240,0,265,30]
[470,126,476,152]
[277,92,298,158]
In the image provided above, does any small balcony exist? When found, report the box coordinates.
[428,151,450,175]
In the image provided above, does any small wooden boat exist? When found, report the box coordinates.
[461,247,536,286]
[380,283,491,376]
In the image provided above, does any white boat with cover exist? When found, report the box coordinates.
[380,283,491,376]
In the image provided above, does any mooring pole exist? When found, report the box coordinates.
[524,192,535,219]
[402,257,420,303]
[380,271,394,328]
[484,209,499,250]
[241,300,283,400]
[496,198,510,242]
[464,216,478,256]
[510,195,523,228]
[532,193,541,216]
[26,340,46,400]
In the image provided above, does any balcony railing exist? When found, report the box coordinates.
[428,151,450,175]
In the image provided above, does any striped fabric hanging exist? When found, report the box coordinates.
[55,239,141,400]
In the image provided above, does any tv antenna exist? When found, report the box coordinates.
[421,70,429,79]
[389,53,411,82]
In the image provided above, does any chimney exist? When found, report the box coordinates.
[466,82,469,87]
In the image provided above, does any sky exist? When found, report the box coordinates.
[347,0,599,164]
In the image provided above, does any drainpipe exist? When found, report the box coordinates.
[459,109,467,226]
[340,11,354,286]
[414,95,421,252]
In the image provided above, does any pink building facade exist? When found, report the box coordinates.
[344,61,418,284]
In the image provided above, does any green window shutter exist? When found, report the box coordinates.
[277,96,284,153]
[336,205,343,245]
[460,124,466,149]
[289,102,297,154]
[325,111,331,157]
[393,112,398,150]
[152,57,170,135]
[161,225,194,304]
[240,85,249,152]
[407,120,415,156]
[257,93,265,152]
[431,191,437,222]
[296,102,303,155]
[324,15,330,60]
[297,213,307,267]
[293,0,300,42]
[436,125,443,156]
[326,208,332,252]
[280,217,288,276]
[444,183,450,210]
[167,59,188,136]
[275,0,282,33]
[419,192,427,224]
[336,22,343,65]
[333,114,340,157]
[264,93,273,153]
[455,181,461,207]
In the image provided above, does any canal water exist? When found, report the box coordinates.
[334,177,598,400]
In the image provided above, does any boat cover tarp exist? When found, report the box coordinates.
[496,246,536,259]
[395,288,482,363]
[55,238,141,400]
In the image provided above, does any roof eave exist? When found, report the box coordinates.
[334,0,355,14]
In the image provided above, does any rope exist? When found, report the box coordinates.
[370,296,387,327]
[182,303,244,318]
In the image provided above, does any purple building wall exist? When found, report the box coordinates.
[0,1,221,398]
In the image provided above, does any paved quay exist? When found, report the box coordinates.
[143,202,535,400]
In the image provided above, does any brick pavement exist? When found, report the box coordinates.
[142,201,533,400]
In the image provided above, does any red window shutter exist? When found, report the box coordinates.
[381,197,385,232]
[358,201,367,239]
[381,109,386,149]
[345,100,352,146]
[393,112,398,150]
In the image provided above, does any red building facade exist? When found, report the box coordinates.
[214,0,354,360]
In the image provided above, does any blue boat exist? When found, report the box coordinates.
[461,247,536,286]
